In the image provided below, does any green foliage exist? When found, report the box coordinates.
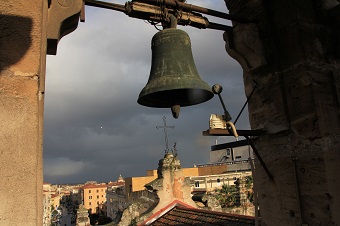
[247,191,254,203]
[211,176,255,208]
[212,184,237,208]
[245,176,254,204]
[245,176,253,189]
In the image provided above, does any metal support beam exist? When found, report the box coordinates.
[84,0,231,30]
[245,136,273,180]
[211,139,249,151]
[85,0,125,12]
[132,0,256,23]
[204,128,272,180]
[202,128,265,137]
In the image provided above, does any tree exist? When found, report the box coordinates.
[212,184,237,208]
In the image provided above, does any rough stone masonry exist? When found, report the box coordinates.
[224,0,340,225]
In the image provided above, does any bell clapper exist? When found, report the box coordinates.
[171,105,180,119]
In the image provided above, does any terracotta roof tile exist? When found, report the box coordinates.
[80,183,108,189]
[149,206,261,226]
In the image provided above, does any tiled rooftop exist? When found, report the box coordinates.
[149,206,260,226]
[80,183,108,189]
[108,181,125,187]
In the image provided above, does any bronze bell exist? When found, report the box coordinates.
[137,28,213,118]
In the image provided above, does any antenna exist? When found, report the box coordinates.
[156,116,174,153]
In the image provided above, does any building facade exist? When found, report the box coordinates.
[124,163,230,196]
[106,185,126,220]
[106,175,126,220]
[43,183,52,226]
[80,183,108,214]
[210,145,254,163]
[190,170,252,193]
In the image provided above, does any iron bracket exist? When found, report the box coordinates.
[202,128,265,137]
[203,129,273,180]
[47,0,84,55]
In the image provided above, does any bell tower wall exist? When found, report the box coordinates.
[0,1,48,225]
[223,0,340,225]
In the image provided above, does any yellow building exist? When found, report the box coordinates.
[50,194,61,209]
[125,170,158,194]
[124,163,229,194]
[80,183,108,214]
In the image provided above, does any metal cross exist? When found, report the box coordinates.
[156,116,174,153]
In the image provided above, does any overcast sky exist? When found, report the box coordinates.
[43,0,250,184]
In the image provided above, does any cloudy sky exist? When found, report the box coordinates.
[43,0,250,184]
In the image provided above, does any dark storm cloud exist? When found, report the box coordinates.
[43,1,249,184]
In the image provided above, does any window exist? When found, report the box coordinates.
[195,181,200,187]
[89,202,91,205]
[89,196,92,199]
[97,189,99,193]
[217,178,221,183]
[97,195,99,199]
[102,195,103,197]
[89,190,91,193]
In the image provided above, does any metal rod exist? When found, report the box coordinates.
[292,157,304,225]
[84,0,126,12]
[84,0,232,31]
[245,136,273,180]
[206,22,230,31]
[234,85,257,125]
[133,0,255,23]
[202,129,266,137]
[217,93,232,121]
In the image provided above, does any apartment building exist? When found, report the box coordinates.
[79,183,108,214]
[189,169,252,193]
[106,177,125,220]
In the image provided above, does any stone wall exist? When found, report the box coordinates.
[224,0,340,225]
[0,1,48,225]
